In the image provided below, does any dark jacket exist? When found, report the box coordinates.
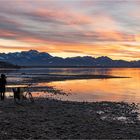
[0,78,7,92]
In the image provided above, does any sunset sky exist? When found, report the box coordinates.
[0,0,140,60]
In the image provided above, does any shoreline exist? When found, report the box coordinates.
[0,98,140,139]
[7,74,130,85]
[5,74,130,96]
[23,74,130,84]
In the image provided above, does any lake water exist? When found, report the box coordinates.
[1,68,140,103]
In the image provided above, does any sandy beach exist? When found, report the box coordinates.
[0,98,140,139]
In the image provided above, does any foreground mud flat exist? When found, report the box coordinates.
[0,98,140,139]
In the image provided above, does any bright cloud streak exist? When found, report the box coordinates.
[0,0,140,60]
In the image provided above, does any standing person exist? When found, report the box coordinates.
[0,74,7,100]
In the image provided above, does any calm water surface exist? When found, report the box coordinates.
[1,68,140,103]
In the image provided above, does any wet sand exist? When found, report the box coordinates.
[0,98,140,139]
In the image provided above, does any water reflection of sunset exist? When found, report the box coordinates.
[46,68,140,102]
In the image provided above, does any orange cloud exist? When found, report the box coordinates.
[97,31,135,42]
[33,8,93,26]
[0,29,17,38]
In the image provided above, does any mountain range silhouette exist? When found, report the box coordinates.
[0,50,140,67]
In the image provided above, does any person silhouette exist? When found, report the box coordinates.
[0,74,7,100]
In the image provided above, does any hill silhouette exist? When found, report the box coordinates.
[0,61,19,68]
